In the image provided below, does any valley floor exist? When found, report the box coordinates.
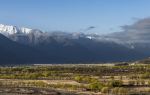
[0,63,150,95]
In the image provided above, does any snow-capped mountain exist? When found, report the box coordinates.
[0,24,98,45]
[0,24,148,50]
[0,24,115,43]
[0,24,33,35]
[0,24,104,40]
[0,23,149,64]
[0,24,46,45]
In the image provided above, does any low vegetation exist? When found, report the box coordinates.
[0,64,150,95]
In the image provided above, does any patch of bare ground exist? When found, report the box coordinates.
[0,87,77,95]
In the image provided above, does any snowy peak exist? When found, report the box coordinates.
[0,24,32,35]
[20,27,32,34]
[0,24,18,35]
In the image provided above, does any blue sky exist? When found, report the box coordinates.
[0,0,150,34]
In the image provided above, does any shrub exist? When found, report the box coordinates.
[118,87,128,95]
[88,82,103,92]
[111,87,119,94]
[111,87,128,95]
[128,80,135,86]
[107,80,123,87]
[101,87,109,93]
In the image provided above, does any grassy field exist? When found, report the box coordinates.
[0,63,150,95]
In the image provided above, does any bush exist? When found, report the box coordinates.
[140,73,150,79]
[89,82,104,92]
[128,80,135,86]
[101,87,109,93]
[107,80,123,87]
[118,87,128,95]
[74,76,82,82]
[141,80,145,85]
[111,87,119,94]
[111,87,128,95]
[74,76,98,84]
[148,80,150,86]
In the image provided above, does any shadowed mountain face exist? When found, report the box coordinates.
[0,34,53,64]
[0,33,146,64]
[0,23,149,64]
[0,33,96,64]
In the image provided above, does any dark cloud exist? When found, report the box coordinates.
[108,17,150,43]
[84,26,96,32]
[121,17,150,31]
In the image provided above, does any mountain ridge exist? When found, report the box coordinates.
[0,24,149,64]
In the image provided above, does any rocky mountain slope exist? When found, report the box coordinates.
[0,23,149,64]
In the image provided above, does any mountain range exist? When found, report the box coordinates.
[0,18,150,64]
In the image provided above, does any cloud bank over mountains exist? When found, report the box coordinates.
[0,17,150,64]
[109,17,150,43]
